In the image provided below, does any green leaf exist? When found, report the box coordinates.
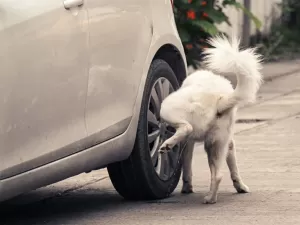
[181,0,191,3]
[191,20,219,36]
[178,28,191,42]
[205,9,228,24]
[222,0,237,7]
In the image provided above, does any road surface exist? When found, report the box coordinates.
[1,69,300,225]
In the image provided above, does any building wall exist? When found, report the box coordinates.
[217,0,282,37]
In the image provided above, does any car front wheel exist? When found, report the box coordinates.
[107,59,183,200]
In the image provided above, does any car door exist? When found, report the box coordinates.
[84,0,153,143]
[0,0,89,179]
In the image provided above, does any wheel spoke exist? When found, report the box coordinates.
[160,153,170,179]
[167,149,178,174]
[147,110,159,128]
[166,130,174,139]
[155,155,162,176]
[151,88,161,113]
[151,138,160,165]
[156,153,168,179]
[148,77,181,181]
[166,126,176,138]
[156,79,164,102]
[148,130,160,143]
[162,80,171,100]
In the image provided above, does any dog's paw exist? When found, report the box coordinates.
[158,144,171,154]
[234,181,250,194]
[181,182,193,194]
[203,194,217,204]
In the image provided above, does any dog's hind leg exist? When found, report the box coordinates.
[181,140,195,194]
[227,139,249,193]
[159,122,193,152]
[203,133,229,204]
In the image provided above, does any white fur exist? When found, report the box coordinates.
[159,35,263,204]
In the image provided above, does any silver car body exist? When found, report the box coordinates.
[0,0,186,202]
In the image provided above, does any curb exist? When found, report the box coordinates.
[187,59,300,87]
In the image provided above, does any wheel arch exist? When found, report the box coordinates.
[105,42,187,167]
[153,44,187,85]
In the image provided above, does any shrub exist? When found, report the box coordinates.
[256,0,300,61]
[173,0,261,68]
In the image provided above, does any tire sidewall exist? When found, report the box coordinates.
[134,59,182,198]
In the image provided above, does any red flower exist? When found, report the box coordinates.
[187,10,196,20]
[201,1,207,6]
[186,44,193,49]
[188,0,192,3]
[202,12,208,17]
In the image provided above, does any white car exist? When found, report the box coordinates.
[0,0,187,202]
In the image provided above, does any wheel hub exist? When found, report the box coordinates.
[159,122,167,138]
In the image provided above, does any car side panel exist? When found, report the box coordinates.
[0,0,187,202]
[84,0,153,138]
[0,1,89,178]
[150,0,187,70]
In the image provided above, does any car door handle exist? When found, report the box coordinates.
[63,0,84,9]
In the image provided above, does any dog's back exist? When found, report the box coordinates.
[182,70,233,94]
[160,69,235,139]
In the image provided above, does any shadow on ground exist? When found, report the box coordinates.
[1,188,127,225]
[0,186,219,225]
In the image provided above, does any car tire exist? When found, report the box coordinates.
[107,59,183,200]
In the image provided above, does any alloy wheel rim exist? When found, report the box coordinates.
[147,77,180,181]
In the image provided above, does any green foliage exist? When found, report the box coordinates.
[173,0,261,68]
[256,0,300,61]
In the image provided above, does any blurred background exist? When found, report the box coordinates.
[173,0,300,69]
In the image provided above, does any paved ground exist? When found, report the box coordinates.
[1,62,300,225]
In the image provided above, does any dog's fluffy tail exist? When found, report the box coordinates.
[203,35,263,113]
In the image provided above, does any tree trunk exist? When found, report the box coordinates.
[241,0,251,47]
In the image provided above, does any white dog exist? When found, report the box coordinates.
[159,35,263,204]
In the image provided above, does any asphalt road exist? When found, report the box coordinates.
[1,71,300,225]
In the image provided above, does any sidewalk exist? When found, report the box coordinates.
[188,59,300,87]
[262,59,300,81]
